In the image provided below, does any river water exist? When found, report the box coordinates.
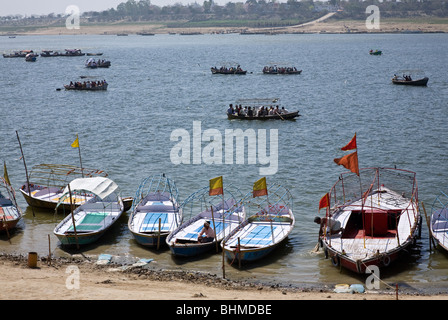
[1,33,448,292]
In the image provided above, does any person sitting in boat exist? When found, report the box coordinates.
[198,221,215,243]
[227,104,234,115]
[281,106,288,114]
[247,106,254,117]
[314,216,344,236]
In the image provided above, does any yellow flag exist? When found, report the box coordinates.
[209,176,223,196]
[3,161,11,186]
[71,135,79,148]
[253,177,268,198]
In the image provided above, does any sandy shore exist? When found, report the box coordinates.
[2,18,448,36]
[0,253,446,301]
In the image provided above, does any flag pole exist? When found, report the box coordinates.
[75,134,84,178]
[15,131,35,217]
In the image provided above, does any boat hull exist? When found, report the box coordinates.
[224,244,277,263]
[130,231,169,247]
[392,77,428,86]
[168,242,216,257]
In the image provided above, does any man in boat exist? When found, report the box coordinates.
[314,216,344,236]
[227,104,234,116]
[198,221,215,243]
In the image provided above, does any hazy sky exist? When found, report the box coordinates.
[1,0,231,16]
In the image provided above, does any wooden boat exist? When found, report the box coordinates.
[166,186,245,257]
[0,177,23,233]
[53,177,124,246]
[60,49,85,56]
[221,183,295,264]
[128,174,182,248]
[19,164,109,211]
[40,50,61,57]
[3,50,35,58]
[392,76,428,86]
[262,66,302,75]
[86,53,103,56]
[369,50,382,55]
[64,82,108,91]
[211,66,247,75]
[228,98,300,120]
[318,167,421,274]
[430,190,448,253]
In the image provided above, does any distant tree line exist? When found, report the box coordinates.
[1,0,447,28]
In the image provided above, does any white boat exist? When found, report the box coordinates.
[430,189,448,252]
[221,183,294,264]
[166,186,245,257]
[318,167,421,273]
[128,174,182,248]
[53,177,124,246]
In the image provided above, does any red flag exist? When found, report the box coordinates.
[319,193,330,211]
[334,151,359,176]
[341,133,357,151]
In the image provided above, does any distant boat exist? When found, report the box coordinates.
[128,174,182,248]
[228,98,300,121]
[137,32,155,36]
[211,66,247,75]
[53,177,125,246]
[86,53,103,56]
[64,81,108,91]
[3,50,35,58]
[392,76,428,86]
[369,49,382,55]
[0,176,23,233]
[40,50,61,57]
[85,58,111,68]
[430,190,448,253]
[25,53,37,62]
[60,49,85,56]
[262,66,302,75]
[117,33,128,36]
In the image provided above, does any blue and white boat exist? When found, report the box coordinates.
[128,174,182,248]
[166,186,245,257]
[53,177,124,246]
[221,183,295,264]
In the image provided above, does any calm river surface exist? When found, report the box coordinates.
[1,33,448,291]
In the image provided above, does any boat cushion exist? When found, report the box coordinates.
[68,212,106,231]
[140,213,170,232]
[239,225,276,246]
[0,198,13,206]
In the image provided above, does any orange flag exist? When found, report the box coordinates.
[319,193,330,211]
[334,151,359,176]
[253,177,268,198]
[209,176,223,196]
[341,133,357,151]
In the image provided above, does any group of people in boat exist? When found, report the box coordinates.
[263,66,298,74]
[393,74,413,81]
[213,65,244,73]
[68,80,107,89]
[227,104,289,117]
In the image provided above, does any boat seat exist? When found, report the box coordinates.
[140,212,171,232]
[34,187,62,197]
[239,225,276,246]
[432,220,448,232]
[136,204,175,213]
[0,198,13,206]
[82,202,121,212]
